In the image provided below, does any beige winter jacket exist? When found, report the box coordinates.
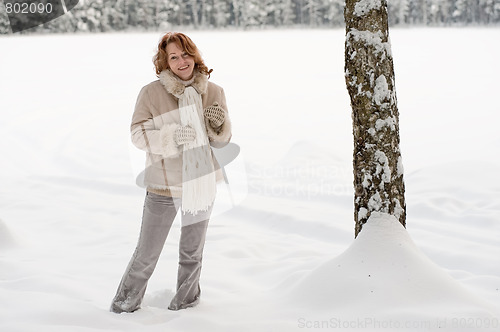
[131,69,232,197]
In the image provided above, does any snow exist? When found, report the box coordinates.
[1,28,500,331]
[358,207,369,220]
[354,0,383,17]
[373,74,390,106]
[347,28,392,59]
[375,116,396,131]
[393,197,404,220]
[397,156,404,176]
[362,171,372,188]
[368,191,384,211]
[0,219,16,249]
[374,150,391,185]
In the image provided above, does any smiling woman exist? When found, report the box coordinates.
[153,32,212,79]
[110,32,232,313]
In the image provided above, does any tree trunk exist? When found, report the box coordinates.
[190,0,199,28]
[344,0,406,237]
[232,0,240,27]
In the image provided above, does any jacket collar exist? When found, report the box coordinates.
[158,69,208,98]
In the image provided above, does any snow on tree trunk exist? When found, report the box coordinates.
[344,0,406,237]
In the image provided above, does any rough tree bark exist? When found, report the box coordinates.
[344,0,406,237]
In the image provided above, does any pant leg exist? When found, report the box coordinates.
[110,192,179,313]
[168,207,212,310]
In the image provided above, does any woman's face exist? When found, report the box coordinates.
[166,42,195,81]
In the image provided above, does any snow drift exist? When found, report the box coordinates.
[286,213,498,326]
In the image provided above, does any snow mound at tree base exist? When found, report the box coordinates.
[285,213,499,327]
[0,219,16,249]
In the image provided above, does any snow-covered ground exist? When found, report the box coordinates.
[0,28,499,331]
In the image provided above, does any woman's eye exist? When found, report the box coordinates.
[181,53,188,58]
[170,56,177,61]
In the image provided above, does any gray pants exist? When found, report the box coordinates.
[110,192,212,313]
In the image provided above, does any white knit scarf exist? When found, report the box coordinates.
[178,86,216,215]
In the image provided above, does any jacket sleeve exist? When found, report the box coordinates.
[206,87,232,149]
[130,86,181,158]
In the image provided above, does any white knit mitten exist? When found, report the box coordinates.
[204,102,225,128]
[175,125,196,145]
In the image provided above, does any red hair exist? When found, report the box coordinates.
[153,32,212,77]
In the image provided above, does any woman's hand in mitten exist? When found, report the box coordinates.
[204,102,225,128]
[174,125,196,145]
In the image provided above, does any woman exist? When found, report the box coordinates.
[111,32,231,313]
